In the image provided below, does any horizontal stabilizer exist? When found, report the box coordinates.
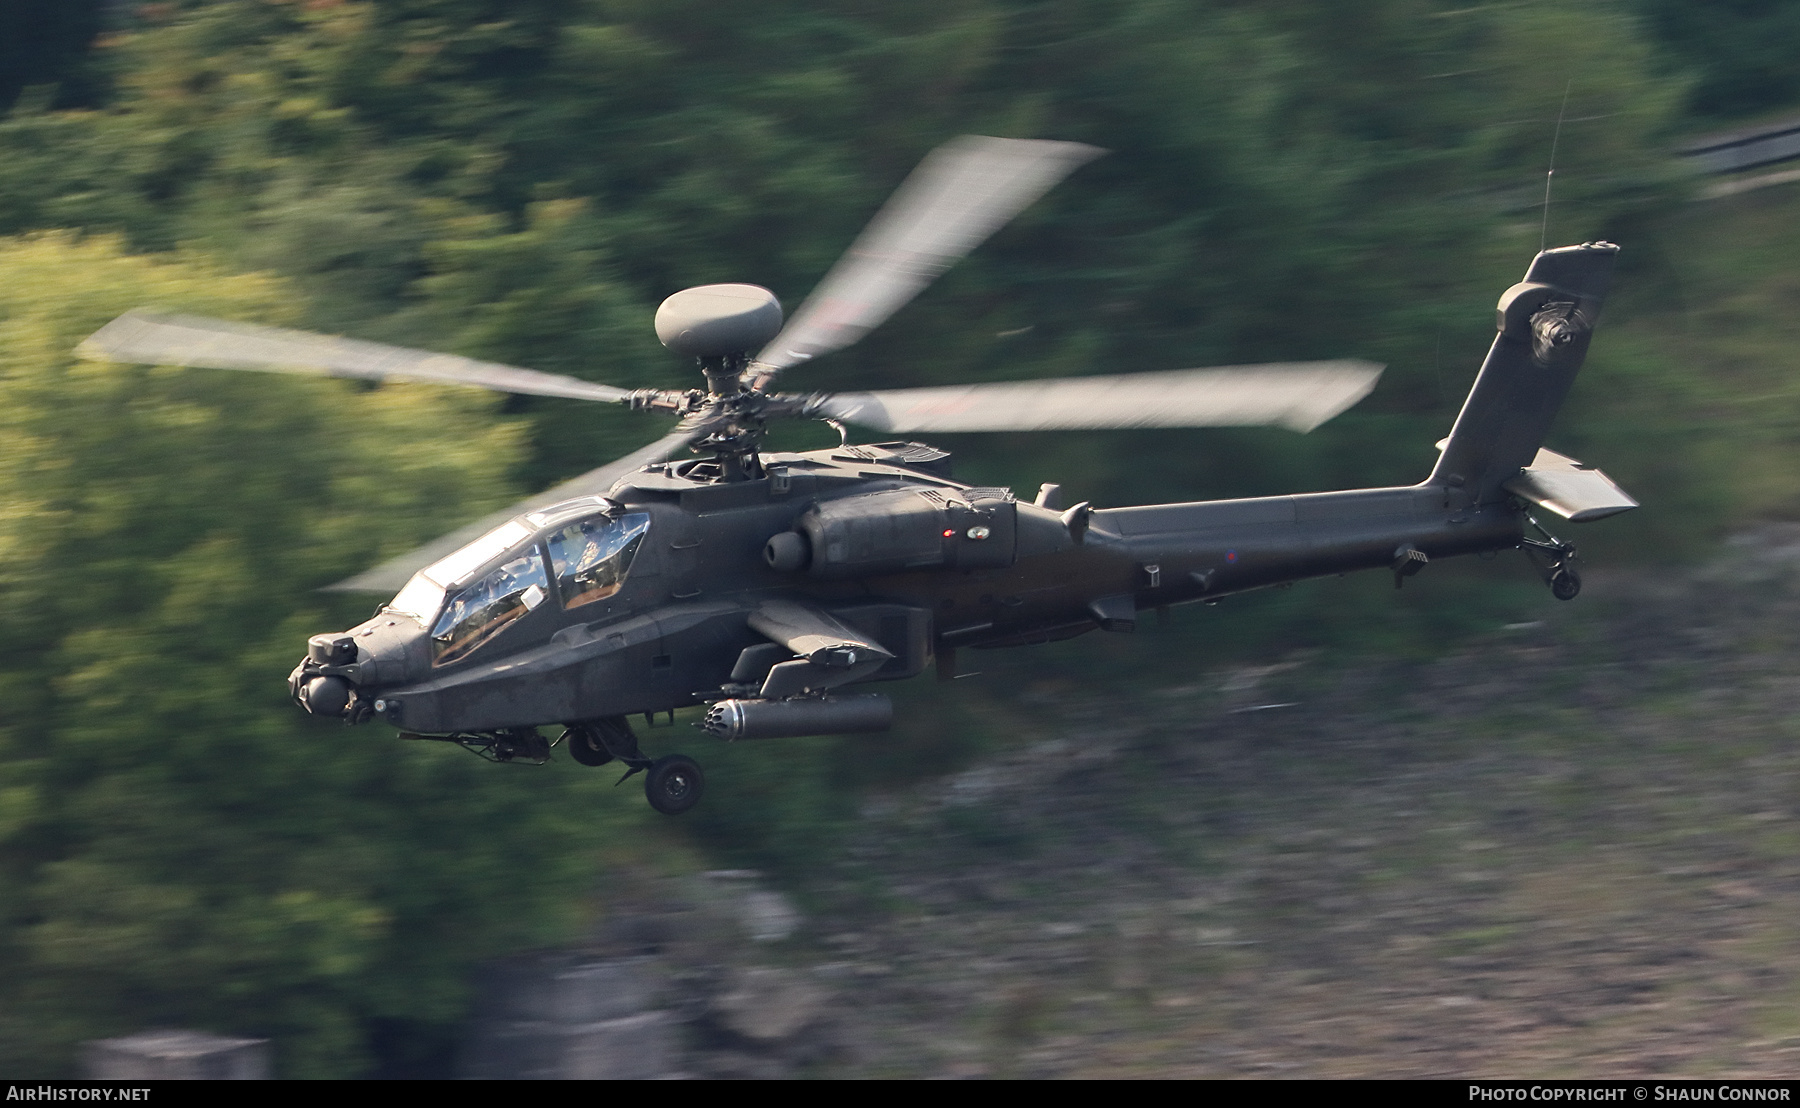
[1502,447,1638,523]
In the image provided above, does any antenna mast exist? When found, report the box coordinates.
[1540,79,1573,254]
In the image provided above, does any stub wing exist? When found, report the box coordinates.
[745,599,893,699]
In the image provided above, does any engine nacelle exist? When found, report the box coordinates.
[790,487,1016,578]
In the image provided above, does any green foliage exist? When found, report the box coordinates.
[1630,0,1800,121]
[0,0,1687,507]
[1571,182,1800,558]
[0,234,634,1077]
[0,0,1774,1077]
[0,1,109,112]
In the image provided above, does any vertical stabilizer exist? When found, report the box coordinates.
[1429,242,1618,506]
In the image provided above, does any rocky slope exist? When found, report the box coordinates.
[530,529,1800,1078]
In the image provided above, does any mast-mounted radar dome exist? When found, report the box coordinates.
[655,284,783,359]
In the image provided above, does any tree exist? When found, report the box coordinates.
[1630,0,1800,120]
[0,1,1685,506]
[0,233,622,1076]
[0,2,1715,1073]
[0,0,109,112]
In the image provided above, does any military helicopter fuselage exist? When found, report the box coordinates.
[301,439,1527,746]
[83,137,1637,816]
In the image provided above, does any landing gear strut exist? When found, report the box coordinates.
[560,717,706,815]
[1521,514,1581,601]
[562,716,645,769]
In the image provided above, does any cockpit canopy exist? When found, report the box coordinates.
[546,512,651,610]
[388,503,651,666]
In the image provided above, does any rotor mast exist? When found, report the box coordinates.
[653,283,788,481]
[699,352,748,399]
[693,352,767,482]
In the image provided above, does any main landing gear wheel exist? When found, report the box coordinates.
[565,725,613,767]
[645,754,705,815]
[1550,567,1581,601]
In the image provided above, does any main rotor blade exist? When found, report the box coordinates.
[80,311,637,404]
[751,136,1103,382]
[810,361,1384,435]
[328,427,698,593]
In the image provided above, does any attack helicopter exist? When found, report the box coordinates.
[79,135,1637,816]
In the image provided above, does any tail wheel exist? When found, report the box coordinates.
[645,754,705,815]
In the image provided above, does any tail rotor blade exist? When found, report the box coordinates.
[810,361,1384,435]
[81,311,640,404]
[752,136,1103,382]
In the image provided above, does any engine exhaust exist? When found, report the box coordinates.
[702,694,893,740]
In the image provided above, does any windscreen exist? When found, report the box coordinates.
[422,520,534,588]
[388,518,536,628]
[430,547,549,666]
[388,574,445,626]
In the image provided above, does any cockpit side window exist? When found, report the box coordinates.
[547,512,651,610]
[430,547,550,666]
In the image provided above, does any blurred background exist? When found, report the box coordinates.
[4,0,1800,1078]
